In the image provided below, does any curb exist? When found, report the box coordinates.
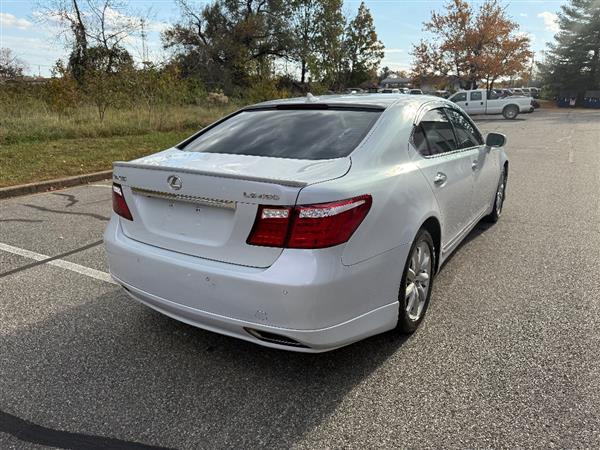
[0,170,113,199]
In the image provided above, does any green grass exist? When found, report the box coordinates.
[0,104,238,188]
[0,130,197,188]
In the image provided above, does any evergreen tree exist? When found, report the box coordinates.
[539,0,600,93]
[345,2,385,86]
[310,0,347,90]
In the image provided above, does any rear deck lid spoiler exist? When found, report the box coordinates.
[113,148,352,188]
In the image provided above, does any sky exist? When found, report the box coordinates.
[0,0,567,77]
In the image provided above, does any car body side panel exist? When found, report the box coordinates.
[297,102,442,267]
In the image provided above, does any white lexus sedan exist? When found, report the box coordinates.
[104,94,508,352]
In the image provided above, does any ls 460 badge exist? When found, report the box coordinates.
[243,192,280,201]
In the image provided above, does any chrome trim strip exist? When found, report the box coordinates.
[131,187,236,210]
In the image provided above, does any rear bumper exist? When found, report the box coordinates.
[103,216,405,352]
[520,104,534,113]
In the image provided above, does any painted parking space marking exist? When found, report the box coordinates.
[0,241,116,284]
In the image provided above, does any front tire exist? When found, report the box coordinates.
[485,168,507,223]
[396,229,435,333]
[503,105,519,119]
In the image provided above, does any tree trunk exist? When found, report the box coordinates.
[301,59,307,84]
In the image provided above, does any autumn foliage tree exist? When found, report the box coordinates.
[411,0,532,91]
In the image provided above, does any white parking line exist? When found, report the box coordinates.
[0,242,116,284]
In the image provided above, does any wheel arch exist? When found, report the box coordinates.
[420,216,442,274]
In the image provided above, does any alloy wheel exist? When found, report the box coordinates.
[405,241,432,321]
[496,175,506,216]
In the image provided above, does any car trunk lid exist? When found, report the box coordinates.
[113,148,351,267]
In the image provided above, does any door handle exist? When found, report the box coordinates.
[472,160,479,170]
[433,172,447,185]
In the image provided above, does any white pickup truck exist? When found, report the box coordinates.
[449,89,533,119]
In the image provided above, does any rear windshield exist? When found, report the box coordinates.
[181,108,382,160]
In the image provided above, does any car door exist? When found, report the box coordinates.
[411,108,477,247]
[444,107,499,218]
[468,91,485,114]
[485,90,503,114]
[449,92,469,112]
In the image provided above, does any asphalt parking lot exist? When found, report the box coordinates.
[1,108,599,449]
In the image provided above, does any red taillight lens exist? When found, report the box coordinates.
[247,206,291,246]
[112,183,133,221]
[247,195,371,249]
[288,195,372,249]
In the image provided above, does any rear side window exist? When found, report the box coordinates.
[415,109,457,155]
[470,91,483,101]
[444,108,484,148]
[411,124,430,156]
[181,108,382,160]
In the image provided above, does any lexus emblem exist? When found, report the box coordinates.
[167,175,182,190]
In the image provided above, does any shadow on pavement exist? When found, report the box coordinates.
[0,287,409,449]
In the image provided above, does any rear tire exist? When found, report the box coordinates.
[503,105,519,119]
[396,229,435,334]
[485,168,507,223]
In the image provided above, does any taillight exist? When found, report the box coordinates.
[247,195,371,249]
[247,206,291,247]
[112,183,133,221]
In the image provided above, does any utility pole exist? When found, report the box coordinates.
[140,18,148,65]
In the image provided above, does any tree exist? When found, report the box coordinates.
[538,0,600,94]
[345,2,384,86]
[411,0,532,90]
[164,0,293,90]
[378,66,392,82]
[38,0,145,80]
[0,48,28,80]
[290,0,320,84]
[309,0,346,89]
[69,0,88,84]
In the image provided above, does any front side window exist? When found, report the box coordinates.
[444,108,484,148]
[414,109,457,156]
[488,90,500,100]
[181,108,382,160]
[451,93,467,103]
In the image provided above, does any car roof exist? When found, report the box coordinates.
[250,93,438,111]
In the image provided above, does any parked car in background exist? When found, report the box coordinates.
[428,90,450,98]
[346,88,365,94]
[449,89,534,119]
[509,88,525,96]
[528,87,540,98]
[104,94,509,352]
[381,88,401,94]
[521,88,531,96]
[409,89,423,95]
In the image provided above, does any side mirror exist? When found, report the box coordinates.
[486,132,507,147]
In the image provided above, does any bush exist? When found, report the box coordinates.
[207,90,229,105]
[244,78,292,103]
